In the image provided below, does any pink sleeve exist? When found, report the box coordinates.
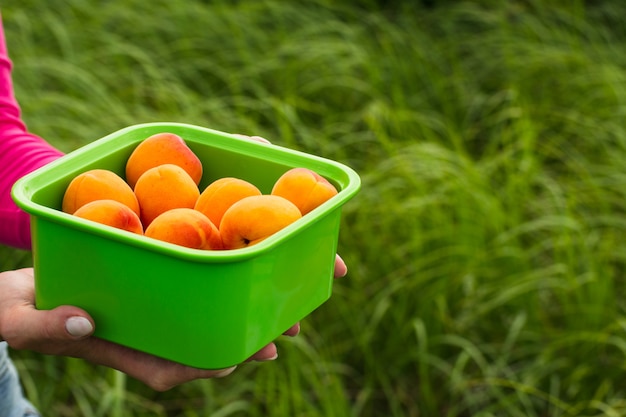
[0,16,64,250]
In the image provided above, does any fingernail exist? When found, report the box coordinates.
[65,317,93,337]
[251,135,271,144]
[214,366,237,378]
[259,352,278,362]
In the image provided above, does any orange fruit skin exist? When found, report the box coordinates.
[73,199,144,235]
[125,132,203,189]
[134,164,200,228]
[145,208,223,250]
[271,167,338,215]
[219,195,302,250]
[62,169,140,216]
[194,177,262,228]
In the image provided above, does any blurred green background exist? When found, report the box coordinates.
[3,0,626,415]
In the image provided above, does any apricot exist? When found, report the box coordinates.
[220,195,302,250]
[73,199,143,235]
[134,164,200,227]
[62,169,140,216]
[125,132,203,189]
[194,177,262,227]
[145,208,223,250]
[271,167,338,215]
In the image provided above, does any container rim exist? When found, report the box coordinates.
[12,122,361,262]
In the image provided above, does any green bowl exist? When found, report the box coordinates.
[11,122,360,369]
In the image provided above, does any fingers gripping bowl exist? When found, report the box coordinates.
[11,122,360,369]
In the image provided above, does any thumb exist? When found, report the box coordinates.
[45,305,95,339]
[7,305,95,352]
[64,312,96,338]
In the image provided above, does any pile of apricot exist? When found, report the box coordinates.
[61,133,339,250]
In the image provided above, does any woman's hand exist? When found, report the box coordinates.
[0,255,347,391]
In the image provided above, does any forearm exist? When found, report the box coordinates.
[0,133,63,250]
[0,15,63,250]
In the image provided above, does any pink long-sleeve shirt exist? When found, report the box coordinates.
[0,17,64,250]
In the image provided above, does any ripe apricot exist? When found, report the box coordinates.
[145,208,223,250]
[62,169,140,216]
[134,164,200,227]
[271,167,338,215]
[220,195,302,250]
[125,132,203,189]
[194,177,262,228]
[73,199,144,235]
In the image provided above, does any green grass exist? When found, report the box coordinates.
[3,0,626,415]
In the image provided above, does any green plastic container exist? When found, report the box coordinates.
[11,122,360,369]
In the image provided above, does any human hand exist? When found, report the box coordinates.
[0,255,347,391]
[0,268,287,390]
[0,268,236,390]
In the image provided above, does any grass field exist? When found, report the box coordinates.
[3,0,626,415]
